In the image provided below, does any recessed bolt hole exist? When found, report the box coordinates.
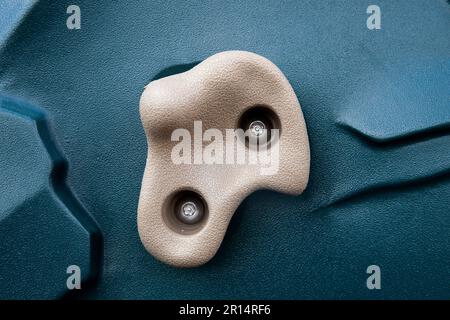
[238,105,281,147]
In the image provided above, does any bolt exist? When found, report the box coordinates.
[249,120,266,137]
[177,200,203,224]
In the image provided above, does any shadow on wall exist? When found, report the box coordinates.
[151,62,201,81]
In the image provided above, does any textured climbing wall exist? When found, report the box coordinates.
[0,0,449,299]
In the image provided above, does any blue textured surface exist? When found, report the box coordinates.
[0,0,449,299]
[0,96,101,299]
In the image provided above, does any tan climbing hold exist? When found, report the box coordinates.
[138,51,310,267]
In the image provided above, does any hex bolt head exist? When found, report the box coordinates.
[176,200,204,225]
